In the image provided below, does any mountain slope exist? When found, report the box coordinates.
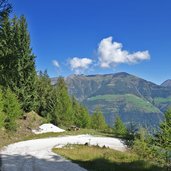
[161,79,171,87]
[52,72,171,128]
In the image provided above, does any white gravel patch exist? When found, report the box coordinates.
[32,123,65,134]
[0,135,127,171]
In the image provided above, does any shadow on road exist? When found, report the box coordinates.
[0,153,85,171]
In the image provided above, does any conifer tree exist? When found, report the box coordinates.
[36,70,54,117]
[51,77,73,126]
[155,108,171,167]
[91,108,107,130]
[0,14,37,112]
[156,108,171,149]
[0,88,5,128]
[133,127,152,158]
[0,7,12,85]
[113,114,127,137]
[12,16,37,111]
[72,97,91,128]
[3,88,22,130]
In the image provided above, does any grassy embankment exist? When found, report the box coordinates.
[0,111,44,149]
[53,144,166,171]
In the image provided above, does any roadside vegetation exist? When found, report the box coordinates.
[53,145,165,171]
[53,111,171,171]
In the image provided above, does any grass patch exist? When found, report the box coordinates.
[154,97,171,105]
[53,145,166,171]
[88,94,160,113]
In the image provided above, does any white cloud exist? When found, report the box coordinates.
[69,57,93,74]
[52,60,60,68]
[98,36,150,68]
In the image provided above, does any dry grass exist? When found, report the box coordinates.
[0,111,44,149]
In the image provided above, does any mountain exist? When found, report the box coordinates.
[51,72,171,128]
[161,79,171,87]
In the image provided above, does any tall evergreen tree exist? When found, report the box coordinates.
[155,109,171,167]
[51,77,73,126]
[133,127,153,159]
[0,14,37,111]
[0,6,12,84]
[91,108,107,130]
[156,108,171,149]
[113,114,127,137]
[72,97,91,128]
[36,70,54,117]
[3,88,22,130]
[0,87,5,128]
[12,16,37,111]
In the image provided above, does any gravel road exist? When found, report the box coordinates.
[0,134,126,171]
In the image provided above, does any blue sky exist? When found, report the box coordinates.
[10,0,171,84]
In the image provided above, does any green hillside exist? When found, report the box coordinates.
[88,94,161,113]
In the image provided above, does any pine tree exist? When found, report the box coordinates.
[78,105,91,128]
[51,77,73,126]
[72,97,91,128]
[3,88,22,131]
[0,8,12,86]
[133,127,152,158]
[91,108,107,130]
[155,108,171,167]
[36,70,54,117]
[0,87,5,128]
[156,108,171,149]
[113,114,127,137]
[12,15,37,111]
[0,14,37,112]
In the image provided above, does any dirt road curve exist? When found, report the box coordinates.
[0,134,126,171]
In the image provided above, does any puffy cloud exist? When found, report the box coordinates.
[98,36,150,68]
[69,57,93,74]
[52,60,60,68]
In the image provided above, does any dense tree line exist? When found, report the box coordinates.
[0,0,108,131]
[0,0,93,130]
[0,0,105,130]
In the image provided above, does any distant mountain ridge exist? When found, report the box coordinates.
[51,72,171,128]
[161,79,171,87]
